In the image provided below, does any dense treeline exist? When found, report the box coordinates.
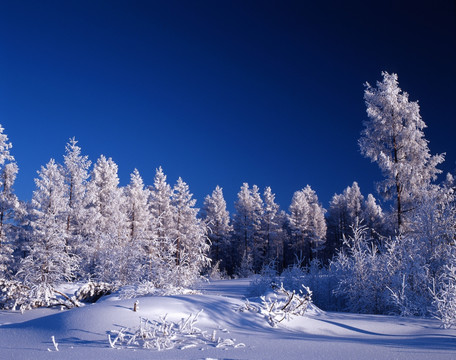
[0,72,455,326]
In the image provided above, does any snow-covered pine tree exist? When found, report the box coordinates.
[360,71,444,232]
[326,182,365,259]
[171,178,209,286]
[261,186,285,268]
[362,193,385,240]
[288,185,326,265]
[202,186,232,272]
[84,155,127,283]
[232,183,263,274]
[0,125,20,278]
[62,138,91,266]
[123,168,152,284]
[18,159,77,305]
[250,184,264,272]
[148,167,175,286]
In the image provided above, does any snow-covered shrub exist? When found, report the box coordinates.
[281,255,305,291]
[236,251,254,278]
[384,235,431,316]
[8,283,80,311]
[431,253,456,328]
[332,223,390,314]
[74,281,117,303]
[301,259,339,311]
[206,260,228,280]
[108,310,244,350]
[250,260,279,296]
[0,279,28,310]
[118,281,201,299]
[240,283,313,327]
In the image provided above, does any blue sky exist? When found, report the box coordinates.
[0,1,455,212]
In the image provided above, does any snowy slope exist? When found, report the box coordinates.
[1,279,455,359]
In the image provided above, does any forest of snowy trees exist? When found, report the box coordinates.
[0,72,455,326]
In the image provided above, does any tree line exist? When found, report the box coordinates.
[0,72,455,322]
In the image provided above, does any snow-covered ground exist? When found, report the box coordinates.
[1,279,455,359]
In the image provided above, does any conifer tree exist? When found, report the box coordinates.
[202,186,232,271]
[288,185,326,264]
[62,138,91,260]
[261,186,285,267]
[172,178,209,286]
[148,167,175,286]
[360,71,444,232]
[124,168,151,283]
[0,125,20,278]
[232,183,263,273]
[85,155,127,283]
[250,184,264,271]
[18,159,76,302]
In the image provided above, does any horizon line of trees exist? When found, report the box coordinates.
[0,71,455,323]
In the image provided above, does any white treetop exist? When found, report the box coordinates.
[19,159,76,290]
[233,183,264,271]
[123,168,152,283]
[262,186,285,265]
[85,155,127,283]
[360,71,444,231]
[202,185,232,265]
[62,138,91,257]
[172,177,209,286]
[147,167,175,286]
[0,125,19,278]
[288,185,326,262]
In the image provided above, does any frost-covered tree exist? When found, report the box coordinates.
[326,182,385,260]
[171,178,209,286]
[326,182,364,257]
[362,193,385,239]
[84,155,127,283]
[123,169,152,283]
[360,71,444,232]
[0,125,20,278]
[62,138,91,259]
[250,185,265,271]
[18,159,77,304]
[148,167,175,286]
[288,185,326,265]
[261,186,285,267]
[332,222,389,314]
[202,186,232,271]
[432,246,456,328]
[232,183,263,273]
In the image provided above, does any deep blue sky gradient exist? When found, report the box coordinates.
[1,1,455,212]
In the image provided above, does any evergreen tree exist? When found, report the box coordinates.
[360,71,444,232]
[202,186,232,272]
[124,168,151,283]
[18,159,76,302]
[288,185,326,265]
[62,138,91,261]
[0,125,20,278]
[85,155,127,283]
[232,183,263,273]
[362,193,385,240]
[148,167,175,286]
[172,178,209,286]
[261,186,285,267]
[250,184,264,271]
